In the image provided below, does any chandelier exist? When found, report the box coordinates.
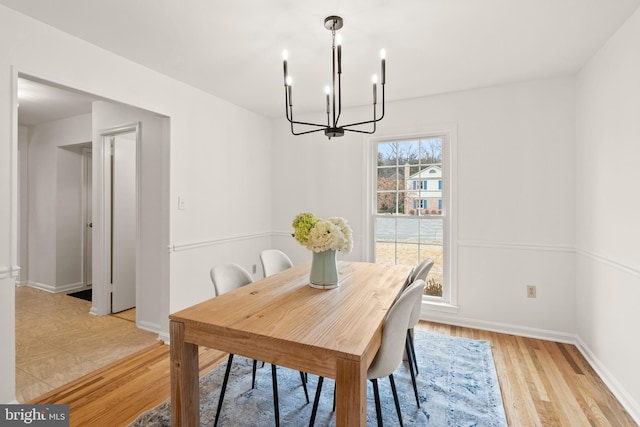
[282,15,386,139]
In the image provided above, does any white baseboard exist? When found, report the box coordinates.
[421,311,576,343]
[135,320,167,343]
[158,331,170,344]
[26,281,84,294]
[574,336,640,424]
[137,320,160,335]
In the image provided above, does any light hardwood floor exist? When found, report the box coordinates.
[15,286,160,402]
[27,318,637,426]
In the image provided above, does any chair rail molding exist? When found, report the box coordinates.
[576,247,640,278]
[169,231,272,252]
[458,239,575,253]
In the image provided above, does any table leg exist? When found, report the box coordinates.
[170,320,199,427]
[335,358,367,427]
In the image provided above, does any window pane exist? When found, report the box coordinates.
[377,166,397,191]
[377,192,398,214]
[420,218,443,243]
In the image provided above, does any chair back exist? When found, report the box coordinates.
[367,279,426,380]
[210,263,253,297]
[407,259,434,328]
[260,249,294,278]
[412,258,434,283]
[402,267,415,288]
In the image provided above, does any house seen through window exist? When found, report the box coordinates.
[374,137,446,297]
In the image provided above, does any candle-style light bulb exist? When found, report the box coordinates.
[282,50,289,86]
[336,34,342,74]
[325,86,330,113]
[380,49,386,85]
[372,74,378,105]
[286,76,293,106]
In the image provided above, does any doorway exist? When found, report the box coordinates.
[16,76,171,323]
[15,74,170,400]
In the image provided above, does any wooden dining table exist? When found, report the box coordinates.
[169,260,411,426]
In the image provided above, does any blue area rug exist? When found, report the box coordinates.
[129,331,507,426]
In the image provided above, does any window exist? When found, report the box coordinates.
[373,136,449,300]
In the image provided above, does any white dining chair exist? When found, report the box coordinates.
[210,263,309,427]
[405,258,434,407]
[260,249,294,278]
[309,279,426,427]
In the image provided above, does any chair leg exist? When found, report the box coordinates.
[252,359,258,389]
[405,336,420,407]
[371,379,384,427]
[300,371,310,403]
[388,374,404,427]
[407,329,419,374]
[271,364,280,427]
[213,353,234,427]
[309,376,324,427]
[332,384,336,412]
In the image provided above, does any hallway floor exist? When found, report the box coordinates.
[15,286,160,402]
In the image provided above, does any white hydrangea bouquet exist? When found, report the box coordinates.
[292,212,353,253]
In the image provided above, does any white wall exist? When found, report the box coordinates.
[576,8,640,420]
[0,5,271,402]
[22,114,91,292]
[271,76,577,339]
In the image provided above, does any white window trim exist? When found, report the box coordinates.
[363,124,459,310]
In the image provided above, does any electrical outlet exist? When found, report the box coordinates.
[252,264,257,274]
[527,285,537,298]
[178,196,185,210]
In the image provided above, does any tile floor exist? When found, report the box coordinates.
[15,286,160,402]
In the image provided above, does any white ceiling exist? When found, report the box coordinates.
[5,0,640,125]
[17,78,100,126]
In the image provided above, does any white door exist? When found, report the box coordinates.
[111,132,137,313]
[83,148,93,286]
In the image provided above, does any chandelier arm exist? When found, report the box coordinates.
[330,85,384,133]
[335,84,386,129]
[340,116,381,128]
[284,89,292,122]
[377,85,386,121]
[343,127,377,135]
[290,126,328,136]
[287,117,329,128]
[342,101,379,134]
[285,88,329,128]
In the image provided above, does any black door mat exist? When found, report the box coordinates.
[67,289,92,301]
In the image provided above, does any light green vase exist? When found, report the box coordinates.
[309,249,339,289]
